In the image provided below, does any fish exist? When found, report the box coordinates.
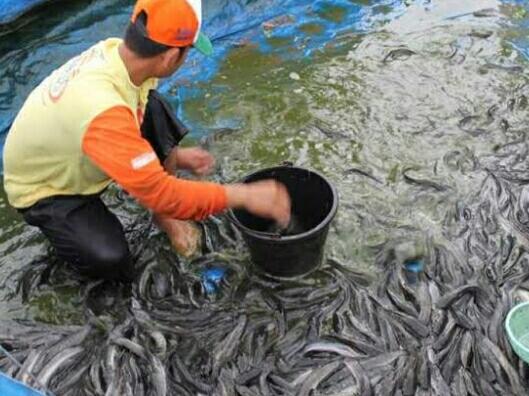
[417,282,432,324]
[111,337,147,359]
[401,355,417,396]
[473,8,497,18]
[38,346,84,387]
[258,367,272,396]
[297,361,341,396]
[430,360,451,395]
[344,359,373,396]
[451,368,468,396]
[383,48,417,63]
[402,168,450,192]
[480,336,524,394]
[89,359,105,395]
[212,315,247,374]
[440,332,462,384]
[344,167,382,184]
[359,351,407,372]
[304,341,361,359]
[483,63,523,73]
[436,284,481,309]
[469,30,493,39]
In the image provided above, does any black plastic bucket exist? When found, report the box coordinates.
[228,165,338,278]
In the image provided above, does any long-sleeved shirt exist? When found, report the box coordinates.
[3,38,227,220]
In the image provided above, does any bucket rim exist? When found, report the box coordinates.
[505,301,529,360]
[227,165,339,242]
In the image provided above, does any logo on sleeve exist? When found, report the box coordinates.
[131,152,157,169]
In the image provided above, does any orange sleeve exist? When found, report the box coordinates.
[82,105,227,221]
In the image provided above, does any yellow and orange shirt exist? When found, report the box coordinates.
[3,38,227,220]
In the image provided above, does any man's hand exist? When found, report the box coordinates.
[153,214,202,257]
[164,147,215,175]
[226,180,291,228]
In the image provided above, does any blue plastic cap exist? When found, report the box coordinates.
[201,267,227,295]
[404,259,424,273]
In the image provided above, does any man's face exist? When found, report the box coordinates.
[154,46,190,78]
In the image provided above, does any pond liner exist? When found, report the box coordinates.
[0,371,47,396]
[0,0,59,26]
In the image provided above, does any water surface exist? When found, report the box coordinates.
[1,0,529,393]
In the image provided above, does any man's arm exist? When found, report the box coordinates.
[83,105,291,226]
[82,105,227,221]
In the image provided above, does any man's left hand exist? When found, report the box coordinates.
[166,147,215,175]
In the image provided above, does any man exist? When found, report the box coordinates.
[3,0,291,280]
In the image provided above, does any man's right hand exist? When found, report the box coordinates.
[225,180,291,228]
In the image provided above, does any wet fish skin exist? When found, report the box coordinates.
[215,368,237,396]
[431,308,446,336]
[383,48,417,63]
[450,307,476,330]
[38,346,84,387]
[111,336,147,359]
[375,369,397,396]
[487,290,510,344]
[89,358,105,395]
[417,282,432,324]
[212,315,247,375]
[359,351,407,372]
[480,336,524,394]
[304,341,362,359]
[377,313,400,351]
[430,360,451,396]
[416,350,429,390]
[386,283,419,317]
[402,167,449,192]
[297,361,341,396]
[388,310,430,339]
[483,63,523,73]
[257,367,272,396]
[169,351,212,394]
[50,351,91,394]
[473,8,497,18]
[344,167,382,184]
[461,368,480,396]
[268,373,296,394]
[344,359,373,396]
[451,368,468,396]
[31,325,92,376]
[477,376,497,396]
[16,348,40,383]
[440,330,462,384]
[337,331,384,356]
[436,284,481,309]
[402,355,416,396]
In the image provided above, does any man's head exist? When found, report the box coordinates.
[123,0,212,78]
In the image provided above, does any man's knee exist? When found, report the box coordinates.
[80,241,134,281]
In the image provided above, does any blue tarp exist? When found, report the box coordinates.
[0,0,49,25]
[0,0,408,142]
[0,372,45,396]
[0,0,526,165]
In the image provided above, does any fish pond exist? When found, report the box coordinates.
[2,0,529,394]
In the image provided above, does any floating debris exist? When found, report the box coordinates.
[289,72,301,81]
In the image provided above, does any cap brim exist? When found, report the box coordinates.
[193,32,213,56]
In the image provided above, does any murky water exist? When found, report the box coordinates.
[2,0,529,394]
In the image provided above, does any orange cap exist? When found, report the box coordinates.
[132,0,212,55]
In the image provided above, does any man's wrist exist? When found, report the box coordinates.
[163,147,179,172]
[225,184,248,209]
